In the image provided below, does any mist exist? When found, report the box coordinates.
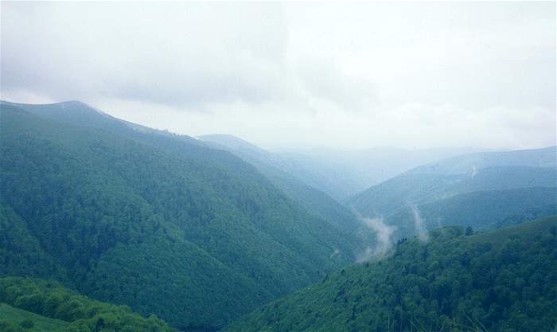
[410,204,429,242]
[357,217,397,262]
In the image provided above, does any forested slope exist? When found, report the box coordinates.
[199,134,373,243]
[349,147,557,239]
[0,277,174,331]
[0,101,365,330]
[227,216,557,332]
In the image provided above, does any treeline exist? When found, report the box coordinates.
[0,277,174,331]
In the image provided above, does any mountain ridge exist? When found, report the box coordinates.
[199,133,490,200]
[0,100,366,330]
[348,146,557,239]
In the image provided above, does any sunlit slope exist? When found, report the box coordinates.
[0,277,174,331]
[227,216,557,332]
[0,101,363,330]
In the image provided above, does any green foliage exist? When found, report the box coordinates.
[85,236,271,329]
[227,217,557,331]
[0,277,173,331]
[1,303,68,331]
[0,204,63,279]
[201,135,376,252]
[0,101,363,329]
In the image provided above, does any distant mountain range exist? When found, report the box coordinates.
[199,134,374,244]
[199,134,485,200]
[199,133,556,241]
[349,146,556,239]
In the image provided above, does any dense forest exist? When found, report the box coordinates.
[0,277,173,331]
[1,100,555,331]
[227,216,557,331]
[0,101,368,330]
[199,135,375,244]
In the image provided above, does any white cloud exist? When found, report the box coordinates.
[1,1,555,150]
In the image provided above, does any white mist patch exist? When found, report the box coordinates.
[357,217,397,262]
[471,164,477,178]
[410,204,429,242]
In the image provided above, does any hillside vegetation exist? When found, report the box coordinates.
[227,216,557,332]
[0,101,365,330]
[0,277,173,331]
[199,135,374,244]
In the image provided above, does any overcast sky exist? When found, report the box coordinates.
[1,1,555,150]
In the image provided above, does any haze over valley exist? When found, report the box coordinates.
[1,1,555,331]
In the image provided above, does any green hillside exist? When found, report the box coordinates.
[199,135,374,243]
[387,187,557,239]
[227,216,557,332]
[0,277,173,331]
[349,147,557,239]
[0,101,364,330]
[350,167,556,218]
[0,304,69,332]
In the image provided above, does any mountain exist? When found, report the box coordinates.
[199,134,373,243]
[227,216,557,332]
[199,134,357,201]
[199,134,270,161]
[0,101,366,330]
[349,147,557,238]
[200,134,483,201]
[406,146,556,175]
[386,187,557,239]
[0,276,174,331]
[275,146,488,200]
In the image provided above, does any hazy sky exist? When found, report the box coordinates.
[1,1,555,150]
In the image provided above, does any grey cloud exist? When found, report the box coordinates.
[297,57,377,112]
[1,2,289,108]
[1,1,554,150]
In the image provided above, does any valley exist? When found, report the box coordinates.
[2,2,555,331]
[1,101,555,331]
